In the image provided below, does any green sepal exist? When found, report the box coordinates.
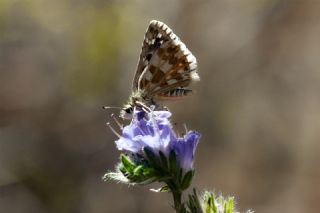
[159,185,169,192]
[159,151,168,170]
[204,191,216,213]
[181,170,194,191]
[115,154,158,184]
[120,154,135,174]
[143,147,161,170]
[133,165,144,176]
[226,197,234,213]
[223,200,227,213]
[178,168,183,186]
[169,150,178,173]
[186,188,202,213]
[202,191,236,213]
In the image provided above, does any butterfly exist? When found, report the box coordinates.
[120,20,199,119]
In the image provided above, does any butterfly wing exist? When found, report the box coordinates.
[132,20,173,90]
[132,20,199,100]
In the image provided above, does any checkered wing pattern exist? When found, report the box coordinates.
[132,20,199,99]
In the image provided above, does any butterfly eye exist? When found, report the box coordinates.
[125,107,133,114]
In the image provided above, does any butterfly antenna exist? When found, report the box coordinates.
[137,68,149,91]
[102,106,121,110]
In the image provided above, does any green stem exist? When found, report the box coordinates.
[172,190,183,213]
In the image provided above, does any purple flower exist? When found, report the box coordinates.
[115,110,200,172]
[171,131,200,171]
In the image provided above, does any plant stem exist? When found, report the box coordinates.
[172,190,183,213]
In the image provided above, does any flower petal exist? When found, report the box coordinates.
[114,109,200,172]
[171,131,201,171]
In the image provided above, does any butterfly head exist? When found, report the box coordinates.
[120,104,134,120]
[120,92,142,119]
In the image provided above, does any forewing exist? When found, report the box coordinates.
[140,37,199,100]
[132,20,199,96]
[132,20,174,90]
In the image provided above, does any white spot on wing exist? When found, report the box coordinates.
[189,62,197,70]
[172,39,180,46]
[179,43,187,52]
[191,72,200,81]
[167,79,178,85]
[186,54,195,62]
[150,54,161,66]
[145,70,152,80]
[160,61,172,73]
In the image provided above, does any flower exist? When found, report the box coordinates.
[171,131,200,171]
[115,109,200,172]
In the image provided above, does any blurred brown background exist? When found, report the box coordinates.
[1,0,320,212]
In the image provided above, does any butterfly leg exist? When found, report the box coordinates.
[135,101,153,113]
